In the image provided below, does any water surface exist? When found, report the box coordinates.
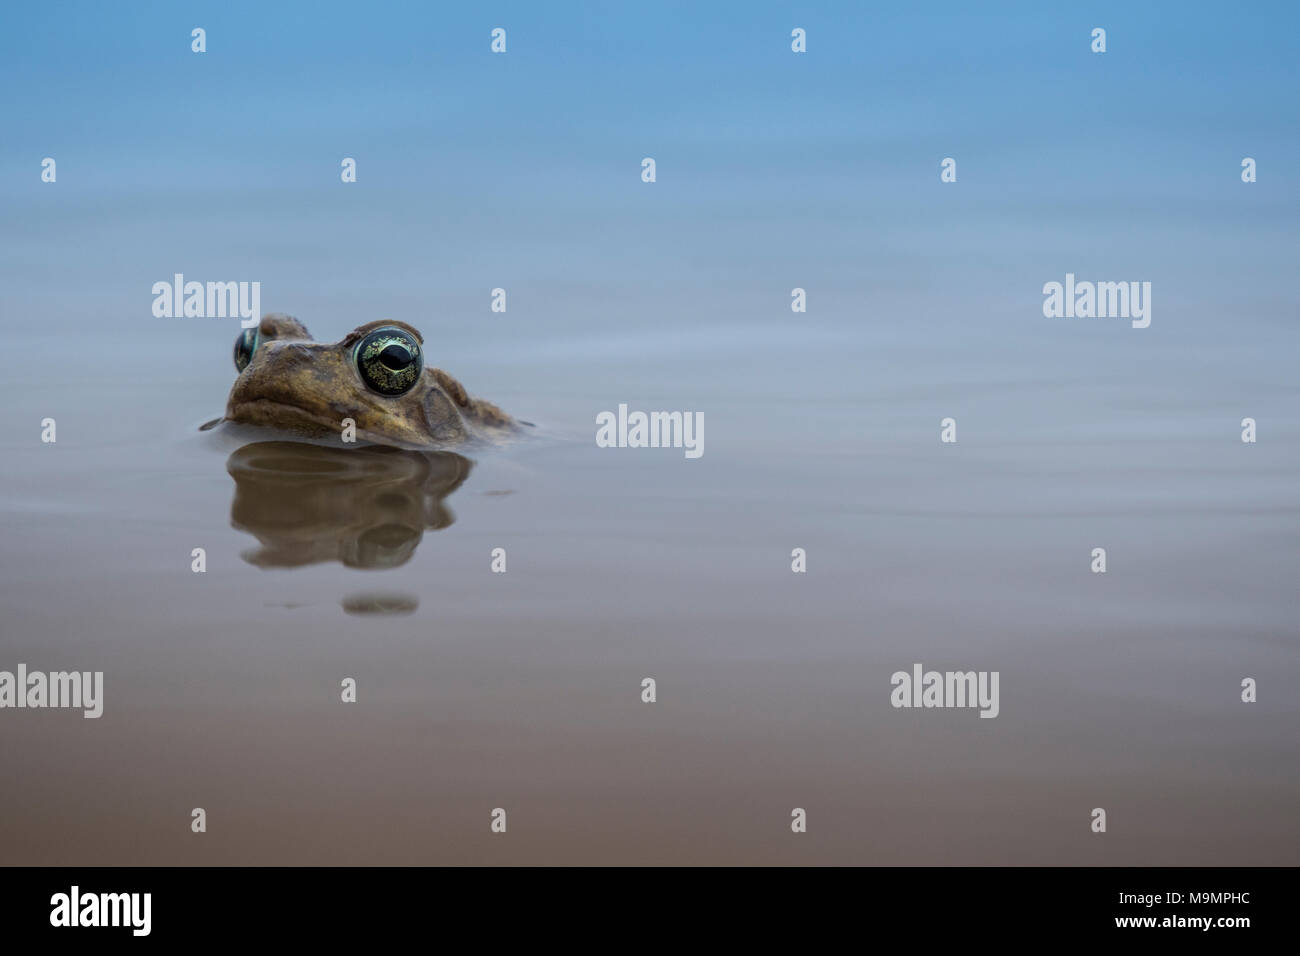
[1,0,1297,865]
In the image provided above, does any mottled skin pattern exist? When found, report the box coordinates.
[225,314,517,448]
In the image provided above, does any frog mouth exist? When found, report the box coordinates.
[225,398,336,436]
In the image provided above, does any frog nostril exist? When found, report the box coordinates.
[259,341,316,361]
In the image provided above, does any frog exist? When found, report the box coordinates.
[220,314,521,447]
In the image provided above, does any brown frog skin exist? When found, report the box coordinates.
[224,314,519,448]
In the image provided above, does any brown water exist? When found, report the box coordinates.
[1,314,1296,866]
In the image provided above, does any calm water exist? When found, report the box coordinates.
[1,1,1297,865]
[0,308,1296,865]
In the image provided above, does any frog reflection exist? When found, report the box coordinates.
[227,441,472,569]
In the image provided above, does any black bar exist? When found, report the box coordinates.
[0,866,1285,941]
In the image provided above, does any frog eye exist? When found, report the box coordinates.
[354,327,423,396]
[234,328,260,372]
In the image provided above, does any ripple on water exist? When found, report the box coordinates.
[341,593,420,616]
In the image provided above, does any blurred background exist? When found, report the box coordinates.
[0,1,1296,864]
